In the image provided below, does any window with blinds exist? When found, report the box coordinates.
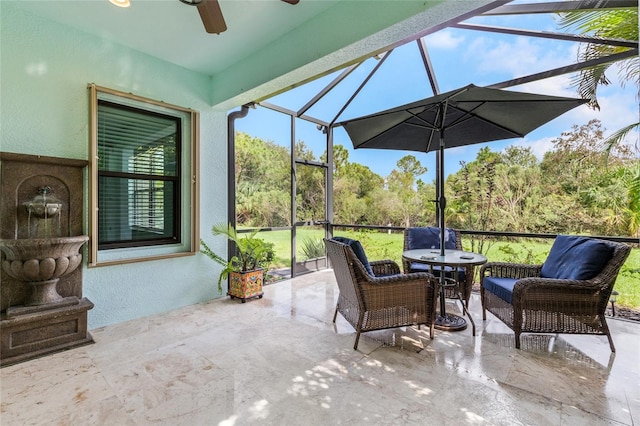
[97,100,181,249]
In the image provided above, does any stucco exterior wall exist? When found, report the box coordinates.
[1,1,495,329]
[1,5,226,329]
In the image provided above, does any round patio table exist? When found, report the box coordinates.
[402,249,487,334]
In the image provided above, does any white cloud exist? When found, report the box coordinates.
[463,36,582,93]
[460,33,638,153]
[465,37,561,76]
[531,78,639,150]
[517,74,578,98]
[511,136,557,160]
[425,29,465,50]
[583,94,637,130]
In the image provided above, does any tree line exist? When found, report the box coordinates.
[235,119,639,239]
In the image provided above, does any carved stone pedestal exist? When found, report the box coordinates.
[0,298,94,367]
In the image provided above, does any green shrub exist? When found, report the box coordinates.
[300,237,325,260]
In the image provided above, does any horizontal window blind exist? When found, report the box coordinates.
[98,102,178,176]
[97,100,181,248]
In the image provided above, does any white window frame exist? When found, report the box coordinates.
[88,84,199,267]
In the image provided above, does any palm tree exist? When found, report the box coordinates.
[558,8,638,108]
[557,6,638,154]
[625,166,640,237]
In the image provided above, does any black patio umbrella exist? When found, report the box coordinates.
[336,84,587,255]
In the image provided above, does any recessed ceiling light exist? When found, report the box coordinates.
[109,0,131,8]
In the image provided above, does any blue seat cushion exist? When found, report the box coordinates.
[482,277,518,304]
[408,262,466,283]
[540,235,614,280]
[332,237,374,276]
[407,227,457,250]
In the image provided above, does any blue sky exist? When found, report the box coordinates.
[235,9,638,185]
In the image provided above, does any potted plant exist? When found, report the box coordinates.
[296,236,327,273]
[200,223,275,303]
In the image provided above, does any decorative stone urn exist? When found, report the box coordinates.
[0,236,89,306]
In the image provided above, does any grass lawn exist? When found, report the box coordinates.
[260,228,640,310]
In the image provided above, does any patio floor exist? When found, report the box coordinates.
[1,269,638,425]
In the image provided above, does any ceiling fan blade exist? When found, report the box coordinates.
[197,0,227,34]
[281,0,300,4]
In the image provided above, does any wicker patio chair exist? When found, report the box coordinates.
[325,238,437,350]
[480,235,631,352]
[402,227,475,307]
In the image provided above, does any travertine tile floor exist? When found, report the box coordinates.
[1,269,638,425]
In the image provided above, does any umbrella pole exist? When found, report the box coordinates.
[437,138,446,257]
[435,126,467,332]
[436,128,448,318]
[435,102,448,258]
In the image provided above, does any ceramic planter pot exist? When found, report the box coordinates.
[228,268,263,303]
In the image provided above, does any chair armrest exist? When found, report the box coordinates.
[480,262,543,280]
[367,271,435,285]
[511,276,604,312]
[370,259,401,276]
[513,276,603,295]
[358,272,437,310]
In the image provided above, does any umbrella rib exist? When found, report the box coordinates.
[444,102,524,137]
[404,99,529,149]
[405,108,440,151]
[342,85,585,154]
[405,112,440,131]
[357,116,425,149]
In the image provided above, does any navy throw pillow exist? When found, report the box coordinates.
[332,237,375,276]
[407,227,456,250]
[540,235,614,280]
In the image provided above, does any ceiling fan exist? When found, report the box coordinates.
[179,0,300,35]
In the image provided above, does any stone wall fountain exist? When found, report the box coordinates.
[0,153,94,366]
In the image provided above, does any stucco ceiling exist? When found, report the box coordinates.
[14,1,635,110]
[10,0,504,107]
[9,0,339,75]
